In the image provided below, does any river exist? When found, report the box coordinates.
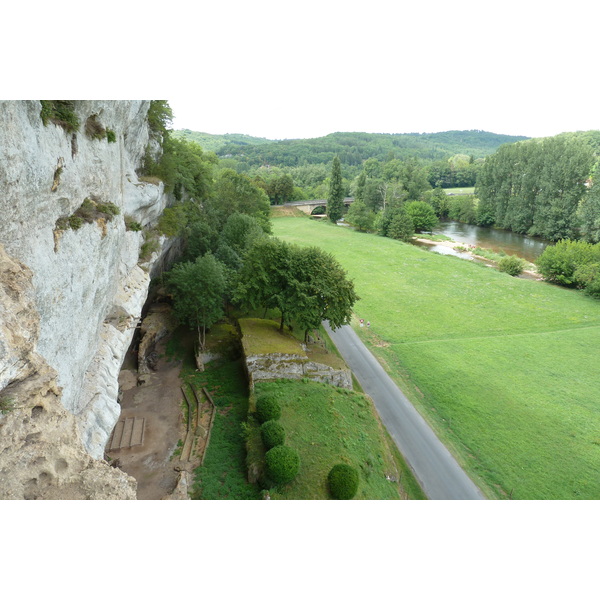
[419,221,551,263]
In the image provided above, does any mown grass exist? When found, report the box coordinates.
[272,217,600,499]
[251,379,420,500]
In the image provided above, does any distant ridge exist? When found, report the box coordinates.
[173,129,529,167]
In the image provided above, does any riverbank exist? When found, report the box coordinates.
[413,236,543,280]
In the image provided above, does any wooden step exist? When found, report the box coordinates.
[121,417,134,447]
[109,420,125,451]
[130,417,145,447]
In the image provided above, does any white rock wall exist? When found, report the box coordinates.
[0,100,170,459]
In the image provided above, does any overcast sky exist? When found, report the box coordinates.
[6,1,599,141]
[163,1,599,140]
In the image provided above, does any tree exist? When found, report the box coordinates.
[578,181,600,243]
[235,238,359,339]
[267,173,295,205]
[234,237,293,328]
[167,253,226,350]
[345,199,375,232]
[213,169,272,233]
[327,156,345,223]
[288,246,359,340]
[388,210,414,242]
[405,201,438,232]
[353,171,367,203]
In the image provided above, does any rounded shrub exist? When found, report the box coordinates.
[498,254,525,277]
[255,395,281,424]
[264,445,300,485]
[328,464,359,499]
[260,420,286,449]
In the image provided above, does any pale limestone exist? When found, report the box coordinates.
[0,100,170,466]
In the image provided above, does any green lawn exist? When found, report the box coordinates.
[445,187,475,195]
[252,379,422,500]
[272,216,600,499]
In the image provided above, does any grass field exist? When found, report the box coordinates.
[251,379,424,500]
[272,215,600,499]
[445,187,475,195]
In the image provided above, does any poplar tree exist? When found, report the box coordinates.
[327,156,344,223]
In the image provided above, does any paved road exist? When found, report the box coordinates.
[324,322,486,500]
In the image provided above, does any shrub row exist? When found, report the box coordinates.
[255,395,299,485]
[254,391,360,498]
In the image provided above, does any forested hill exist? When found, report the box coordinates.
[173,130,273,153]
[173,129,529,167]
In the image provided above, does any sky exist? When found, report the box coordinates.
[5,1,599,141]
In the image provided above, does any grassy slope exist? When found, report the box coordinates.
[272,215,600,499]
[253,380,411,500]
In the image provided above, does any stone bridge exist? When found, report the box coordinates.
[283,197,354,216]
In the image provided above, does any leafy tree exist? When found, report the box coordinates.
[388,210,414,242]
[405,201,438,232]
[425,187,450,218]
[167,253,227,350]
[218,212,266,257]
[353,171,367,203]
[147,100,173,137]
[235,239,358,338]
[288,245,359,340]
[345,199,375,232]
[266,173,295,205]
[578,180,600,243]
[234,237,293,327]
[327,156,345,223]
[213,169,272,233]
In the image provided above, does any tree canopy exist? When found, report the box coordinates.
[166,253,227,350]
[235,237,358,339]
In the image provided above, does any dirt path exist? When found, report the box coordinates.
[108,337,188,500]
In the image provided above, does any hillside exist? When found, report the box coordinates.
[173,129,529,167]
[172,129,274,153]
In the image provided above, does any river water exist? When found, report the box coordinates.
[420,221,551,263]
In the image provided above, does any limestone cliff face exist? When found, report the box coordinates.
[0,244,136,499]
[0,101,170,484]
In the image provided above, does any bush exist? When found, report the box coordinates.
[264,445,300,485]
[260,420,286,449]
[498,254,525,276]
[536,239,600,286]
[328,463,359,499]
[85,114,106,140]
[40,100,80,132]
[106,129,117,143]
[255,395,281,424]
[96,202,120,219]
[68,215,84,230]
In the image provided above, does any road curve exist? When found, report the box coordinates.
[324,322,486,500]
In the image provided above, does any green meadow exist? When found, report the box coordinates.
[272,214,600,499]
[251,379,424,500]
